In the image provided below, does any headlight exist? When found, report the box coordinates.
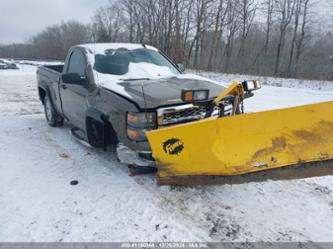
[127,112,156,128]
[127,127,151,141]
[242,80,261,92]
[127,112,156,141]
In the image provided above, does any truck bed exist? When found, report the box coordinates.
[37,64,64,84]
[43,64,64,73]
[37,63,65,117]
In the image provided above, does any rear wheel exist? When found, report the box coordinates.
[43,94,64,127]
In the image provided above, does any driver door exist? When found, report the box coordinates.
[60,50,90,130]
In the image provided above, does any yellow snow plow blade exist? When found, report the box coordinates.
[147,101,333,181]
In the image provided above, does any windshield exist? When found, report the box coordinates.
[93,48,180,80]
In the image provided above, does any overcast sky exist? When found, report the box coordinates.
[0,0,108,44]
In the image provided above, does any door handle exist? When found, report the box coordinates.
[61,84,67,90]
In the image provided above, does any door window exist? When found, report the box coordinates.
[67,51,86,77]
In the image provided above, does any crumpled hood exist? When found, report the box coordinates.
[114,75,226,109]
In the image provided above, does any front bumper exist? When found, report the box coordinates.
[117,143,156,167]
[119,102,215,166]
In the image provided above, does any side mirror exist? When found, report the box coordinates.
[177,63,186,73]
[61,73,86,85]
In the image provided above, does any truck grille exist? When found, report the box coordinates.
[157,104,209,126]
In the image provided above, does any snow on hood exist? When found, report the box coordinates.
[176,73,223,86]
[94,62,177,99]
[95,70,223,101]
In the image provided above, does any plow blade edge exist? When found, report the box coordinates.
[146,101,333,180]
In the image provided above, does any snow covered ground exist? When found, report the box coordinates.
[1,64,333,242]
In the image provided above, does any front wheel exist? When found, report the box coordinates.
[128,165,157,175]
[43,94,64,127]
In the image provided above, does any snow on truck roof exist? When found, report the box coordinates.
[77,43,159,54]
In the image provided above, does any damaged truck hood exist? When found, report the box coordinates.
[103,75,226,109]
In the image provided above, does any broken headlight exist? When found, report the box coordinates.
[127,112,156,141]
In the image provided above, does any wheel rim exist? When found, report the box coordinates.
[45,97,52,121]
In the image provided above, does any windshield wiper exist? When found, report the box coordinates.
[121,78,151,81]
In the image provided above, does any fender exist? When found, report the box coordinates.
[85,107,106,123]
[38,85,53,107]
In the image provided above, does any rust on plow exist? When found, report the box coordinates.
[157,159,333,186]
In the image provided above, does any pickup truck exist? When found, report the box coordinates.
[37,43,259,173]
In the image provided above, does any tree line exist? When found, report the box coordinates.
[0,0,332,80]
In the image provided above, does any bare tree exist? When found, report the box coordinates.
[294,0,311,76]
[31,21,89,59]
[221,0,240,72]
[274,0,296,76]
[93,2,125,42]
[236,0,257,70]
[192,0,214,69]
[179,0,195,64]
[263,0,275,55]
[122,0,135,42]
[207,0,229,70]
[286,0,302,76]
[3,0,332,81]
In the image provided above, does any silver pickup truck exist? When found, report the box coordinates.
[37,43,258,173]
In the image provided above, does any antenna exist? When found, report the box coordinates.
[140,81,149,119]
[92,33,99,85]
[93,33,96,55]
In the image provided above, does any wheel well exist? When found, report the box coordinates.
[103,119,119,145]
[86,117,119,148]
[38,87,46,104]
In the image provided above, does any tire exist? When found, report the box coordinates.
[43,93,64,127]
[128,165,157,175]
[87,118,104,148]
[87,117,119,149]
